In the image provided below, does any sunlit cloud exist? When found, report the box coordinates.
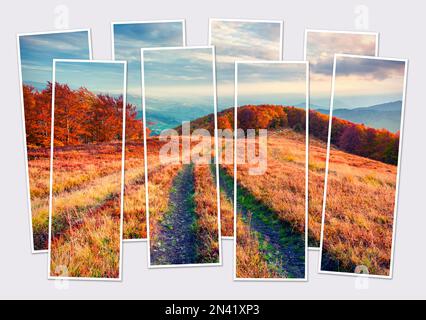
[210,20,283,110]
[306,31,377,75]
[336,57,405,80]
[333,56,406,108]
[305,31,377,108]
[211,20,282,62]
[237,63,307,106]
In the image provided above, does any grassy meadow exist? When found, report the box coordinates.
[230,129,307,279]
[321,144,397,275]
[307,136,329,247]
[49,142,123,278]
[29,142,147,251]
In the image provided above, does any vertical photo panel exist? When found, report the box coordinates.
[142,47,221,267]
[304,30,378,248]
[48,60,126,280]
[112,20,185,240]
[17,30,92,252]
[209,19,283,237]
[234,61,308,281]
[320,55,408,278]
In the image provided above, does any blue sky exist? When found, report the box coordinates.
[237,63,307,107]
[55,61,125,96]
[210,20,282,110]
[19,31,90,90]
[333,56,406,109]
[113,21,184,112]
[305,31,377,109]
[143,48,215,134]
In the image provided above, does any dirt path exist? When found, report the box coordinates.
[219,167,305,278]
[150,164,197,265]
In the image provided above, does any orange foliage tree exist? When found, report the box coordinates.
[22,83,143,147]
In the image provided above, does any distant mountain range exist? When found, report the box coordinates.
[143,100,402,135]
[316,101,402,133]
[296,102,325,110]
[144,100,214,135]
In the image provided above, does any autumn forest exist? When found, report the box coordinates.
[23,83,144,148]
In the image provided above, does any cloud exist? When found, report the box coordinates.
[143,48,213,85]
[143,48,214,102]
[332,57,406,108]
[306,31,377,76]
[113,21,184,63]
[211,21,281,60]
[20,31,90,54]
[335,56,406,80]
[236,63,306,102]
[19,31,90,84]
[210,20,282,84]
[112,22,185,110]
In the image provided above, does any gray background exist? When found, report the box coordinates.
[0,0,424,299]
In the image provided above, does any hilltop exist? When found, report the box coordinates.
[173,104,399,165]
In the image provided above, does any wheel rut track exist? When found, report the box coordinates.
[219,166,305,278]
[150,164,198,265]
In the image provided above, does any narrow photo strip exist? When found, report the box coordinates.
[209,19,283,238]
[320,55,408,278]
[17,30,92,252]
[304,30,378,249]
[48,60,126,280]
[234,61,308,281]
[142,47,221,268]
[112,20,186,241]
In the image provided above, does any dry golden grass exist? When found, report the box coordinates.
[307,136,329,246]
[321,144,397,275]
[122,142,146,239]
[219,188,234,237]
[193,165,220,263]
[28,142,148,249]
[225,129,306,234]
[217,136,236,237]
[49,142,123,278]
[122,179,146,239]
[50,200,121,278]
[229,129,306,278]
[235,215,279,279]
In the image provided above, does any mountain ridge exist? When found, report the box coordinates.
[316,100,402,133]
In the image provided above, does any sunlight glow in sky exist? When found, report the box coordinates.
[305,31,377,109]
[237,62,307,107]
[333,56,406,109]
[210,20,282,110]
